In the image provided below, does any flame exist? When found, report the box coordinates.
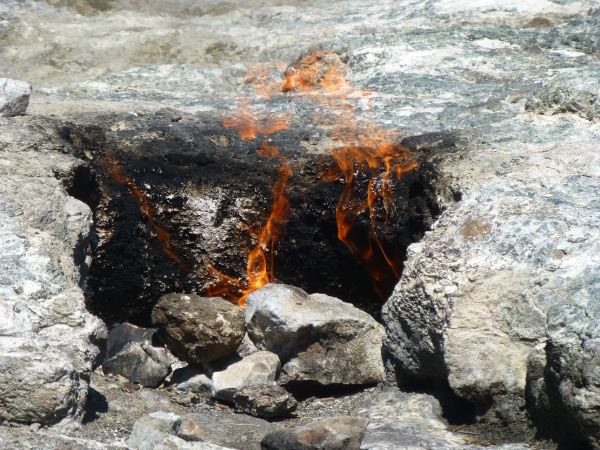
[223,100,289,141]
[212,50,419,303]
[207,141,291,306]
[280,50,419,298]
[102,155,188,270]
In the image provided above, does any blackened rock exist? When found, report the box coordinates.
[233,384,297,419]
[261,416,368,450]
[152,294,245,365]
[102,341,171,388]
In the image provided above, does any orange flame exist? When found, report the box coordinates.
[102,155,188,270]
[207,141,291,306]
[211,50,419,303]
[280,50,419,298]
[223,100,289,141]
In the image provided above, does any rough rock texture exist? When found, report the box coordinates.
[102,341,171,388]
[2,0,600,446]
[105,322,156,359]
[152,294,246,364]
[261,416,368,450]
[211,351,280,402]
[0,78,31,117]
[383,139,600,437]
[355,388,530,450]
[0,116,106,424]
[233,384,298,419]
[246,284,385,386]
[128,412,235,450]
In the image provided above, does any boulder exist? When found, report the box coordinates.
[261,416,368,450]
[383,154,599,439]
[102,341,171,388]
[233,384,298,419]
[152,294,246,365]
[0,78,31,117]
[245,284,385,386]
[0,118,106,425]
[211,351,280,402]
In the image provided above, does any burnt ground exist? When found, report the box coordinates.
[59,108,451,325]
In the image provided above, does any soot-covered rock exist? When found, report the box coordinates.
[245,284,385,386]
[60,110,440,324]
[260,416,368,450]
[233,384,298,419]
[152,293,246,365]
[211,351,280,402]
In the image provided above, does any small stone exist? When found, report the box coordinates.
[106,322,156,359]
[102,341,171,388]
[260,416,368,450]
[0,78,31,117]
[174,415,212,442]
[233,384,297,419]
[152,294,246,365]
[211,351,280,402]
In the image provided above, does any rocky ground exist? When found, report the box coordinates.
[1,0,600,449]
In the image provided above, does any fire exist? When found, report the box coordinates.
[280,51,419,298]
[223,100,289,141]
[102,155,188,270]
[213,50,419,303]
[207,141,291,306]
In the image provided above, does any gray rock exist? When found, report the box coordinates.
[233,384,297,419]
[0,78,31,117]
[128,412,235,450]
[383,150,600,438]
[261,416,368,450]
[152,294,246,365]
[0,117,106,425]
[211,351,280,402]
[170,367,213,394]
[246,284,385,386]
[106,322,156,359]
[355,388,531,450]
[102,341,171,388]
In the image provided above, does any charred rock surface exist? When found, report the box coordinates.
[61,109,443,325]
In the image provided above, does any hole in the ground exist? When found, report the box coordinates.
[61,112,445,326]
[284,381,369,402]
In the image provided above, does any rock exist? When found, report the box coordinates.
[211,351,280,402]
[0,78,31,117]
[527,288,600,449]
[0,117,106,425]
[245,284,385,386]
[233,384,297,419]
[237,333,259,358]
[128,412,235,450]
[355,388,531,450]
[102,341,171,388]
[105,322,156,359]
[261,416,368,450]
[168,367,213,404]
[383,147,599,439]
[170,367,213,394]
[152,294,246,365]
